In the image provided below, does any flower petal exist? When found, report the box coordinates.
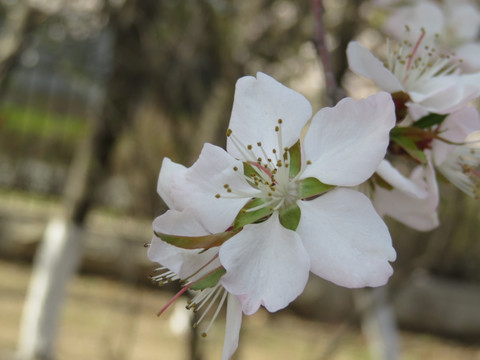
[376,160,428,198]
[172,143,260,234]
[433,107,480,165]
[297,188,396,288]
[347,41,404,93]
[227,72,312,161]
[219,214,310,315]
[157,158,187,210]
[410,76,480,114]
[221,294,243,360]
[149,209,221,280]
[383,2,445,42]
[455,43,480,72]
[374,161,439,231]
[301,93,395,186]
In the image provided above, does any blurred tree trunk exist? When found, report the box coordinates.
[16,1,159,359]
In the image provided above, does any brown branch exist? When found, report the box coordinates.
[312,0,345,106]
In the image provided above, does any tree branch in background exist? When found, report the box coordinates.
[312,0,345,106]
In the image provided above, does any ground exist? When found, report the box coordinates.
[1,259,479,360]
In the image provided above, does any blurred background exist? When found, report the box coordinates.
[0,0,479,359]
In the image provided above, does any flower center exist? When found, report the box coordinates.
[386,30,458,90]
[220,119,302,212]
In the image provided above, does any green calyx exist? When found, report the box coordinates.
[189,267,226,291]
[154,229,241,250]
[279,204,301,231]
[299,177,334,199]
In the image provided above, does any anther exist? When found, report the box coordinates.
[215,194,221,198]
[226,129,232,136]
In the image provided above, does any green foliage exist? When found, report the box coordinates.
[1,104,86,139]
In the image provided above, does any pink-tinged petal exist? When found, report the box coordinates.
[157,158,187,210]
[172,143,260,234]
[347,41,404,93]
[456,43,480,72]
[227,72,312,161]
[221,294,243,360]
[374,161,439,231]
[433,107,480,165]
[219,215,310,315]
[376,160,428,199]
[149,209,221,280]
[297,188,396,288]
[301,93,395,186]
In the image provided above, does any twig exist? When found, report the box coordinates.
[312,0,345,106]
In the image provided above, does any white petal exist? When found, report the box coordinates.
[376,160,428,199]
[301,93,395,186]
[157,158,187,210]
[374,161,439,231]
[433,107,480,165]
[297,188,396,288]
[448,4,480,42]
[347,41,404,93]
[411,77,479,114]
[384,2,444,42]
[149,209,221,280]
[219,214,310,315]
[227,72,312,161]
[148,237,220,281]
[221,294,243,360]
[172,143,260,233]
[456,43,480,72]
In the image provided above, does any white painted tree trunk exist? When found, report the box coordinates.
[355,286,400,360]
[17,217,85,360]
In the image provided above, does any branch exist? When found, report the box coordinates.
[312,0,345,106]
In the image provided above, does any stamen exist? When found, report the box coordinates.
[193,285,223,327]
[202,289,228,337]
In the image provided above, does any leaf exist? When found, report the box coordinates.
[390,132,427,164]
[288,141,301,178]
[190,267,226,290]
[413,113,448,129]
[299,177,334,199]
[233,197,273,230]
[279,205,301,231]
[154,229,240,250]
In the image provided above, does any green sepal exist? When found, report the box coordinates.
[390,132,427,164]
[279,205,301,231]
[299,177,334,199]
[413,113,448,129]
[288,141,301,178]
[373,173,394,191]
[154,229,240,250]
[233,197,273,230]
[243,161,259,178]
[189,267,226,290]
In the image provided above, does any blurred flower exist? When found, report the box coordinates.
[347,38,480,122]
[381,0,480,72]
